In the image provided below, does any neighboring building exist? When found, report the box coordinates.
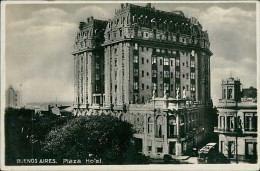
[242,86,257,99]
[72,3,215,159]
[72,17,107,107]
[214,77,257,163]
[6,85,21,108]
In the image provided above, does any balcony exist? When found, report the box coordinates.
[214,127,237,134]
[168,134,178,138]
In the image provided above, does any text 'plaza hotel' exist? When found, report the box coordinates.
[72,3,215,158]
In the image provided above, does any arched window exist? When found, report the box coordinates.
[156,116,163,138]
[148,117,153,134]
[168,116,177,138]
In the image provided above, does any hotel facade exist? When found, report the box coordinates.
[72,3,215,158]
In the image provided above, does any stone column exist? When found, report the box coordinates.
[225,115,227,130]
[83,52,87,105]
[88,52,93,105]
[164,113,168,155]
[104,47,111,106]
[143,113,147,155]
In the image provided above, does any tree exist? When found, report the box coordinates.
[42,114,147,164]
[5,107,73,165]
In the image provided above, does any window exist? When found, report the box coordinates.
[186,73,189,79]
[134,82,138,90]
[134,55,138,63]
[176,83,180,90]
[115,71,117,78]
[152,83,157,90]
[147,59,149,63]
[227,116,234,129]
[141,46,144,52]
[141,58,144,64]
[142,70,144,77]
[148,146,152,151]
[223,89,226,99]
[152,70,157,77]
[120,29,122,37]
[160,72,163,78]
[96,84,100,92]
[147,72,149,76]
[245,116,251,130]
[114,32,116,39]
[142,96,144,103]
[147,85,149,89]
[115,85,117,92]
[143,32,149,38]
[115,59,117,67]
[164,71,170,78]
[228,88,233,99]
[176,71,180,78]
[191,84,195,91]
[176,58,180,66]
[160,59,163,65]
[152,57,157,64]
[245,139,257,158]
[191,72,195,79]
[164,58,169,65]
[252,115,257,130]
[157,147,163,153]
[171,72,174,78]
[148,117,153,134]
[186,61,189,67]
[171,60,173,66]
[186,85,189,91]
[96,74,100,80]
[183,74,185,78]
[164,83,169,91]
[171,84,174,91]
[134,43,138,50]
[168,116,177,137]
[96,63,100,69]
[183,62,185,66]
[191,60,195,67]
[228,141,235,158]
[142,84,144,90]
[156,116,163,138]
[173,36,176,42]
[134,69,139,77]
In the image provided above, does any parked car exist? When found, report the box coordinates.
[190,147,198,157]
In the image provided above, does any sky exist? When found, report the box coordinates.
[4,2,257,105]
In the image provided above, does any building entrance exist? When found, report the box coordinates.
[169,142,176,155]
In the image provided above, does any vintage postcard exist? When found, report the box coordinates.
[1,1,259,170]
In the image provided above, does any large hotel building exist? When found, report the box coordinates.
[72,3,215,158]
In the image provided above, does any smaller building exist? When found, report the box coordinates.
[6,85,22,108]
[242,86,257,99]
[214,77,257,163]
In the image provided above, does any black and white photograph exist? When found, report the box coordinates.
[1,1,259,170]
